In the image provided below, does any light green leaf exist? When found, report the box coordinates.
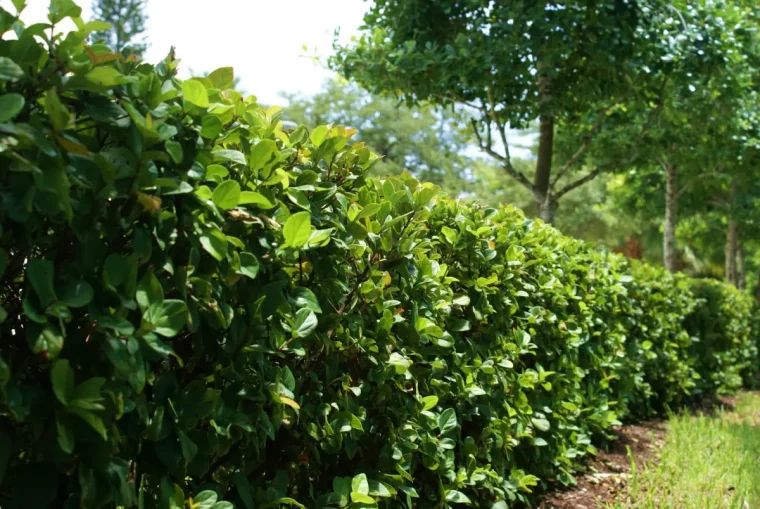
[445,490,472,505]
[212,149,246,165]
[201,115,223,139]
[212,180,241,210]
[422,395,438,410]
[292,287,321,313]
[181,80,209,108]
[250,139,278,171]
[351,474,369,495]
[85,67,134,87]
[283,211,311,248]
[294,308,318,338]
[532,418,551,432]
[151,300,188,338]
[239,191,276,209]
[438,408,458,433]
[207,67,234,89]
[136,272,163,312]
[0,57,24,82]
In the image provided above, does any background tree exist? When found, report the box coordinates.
[92,0,148,58]
[332,0,681,223]
[281,78,474,197]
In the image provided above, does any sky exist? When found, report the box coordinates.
[4,0,368,105]
[3,0,535,156]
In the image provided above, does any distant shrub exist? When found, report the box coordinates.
[0,5,756,508]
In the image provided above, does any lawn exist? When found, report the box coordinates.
[613,392,760,508]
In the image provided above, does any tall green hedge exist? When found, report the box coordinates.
[0,5,757,508]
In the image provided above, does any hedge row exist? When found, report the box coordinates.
[0,8,757,508]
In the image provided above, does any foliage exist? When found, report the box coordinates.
[92,0,148,57]
[685,280,758,394]
[0,3,757,508]
[281,78,473,197]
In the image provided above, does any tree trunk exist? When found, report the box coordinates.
[534,56,554,223]
[663,163,678,272]
[724,219,737,285]
[539,195,557,224]
[737,243,745,290]
[534,115,554,202]
[725,180,738,286]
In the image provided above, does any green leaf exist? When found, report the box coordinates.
[212,180,241,210]
[283,211,311,248]
[85,67,134,88]
[0,57,24,81]
[0,93,24,122]
[351,474,369,495]
[356,203,381,220]
[48,0,81,22]
[239,191,276,209]
[27,259,57,308]
[238,252,260,279]
[422,395,438,410]
[250,139,278,171]
[51,359,75,405]
[205,164,229,181]
[441,226,458,244]
[310,125,329,146]
[445,490,472,505]
[212,149,246,165]
[532,418,551,432]
[136,272,163,312]
[294,308,318,338]
[438,408,458,433]
[201,115,223,139]
[61,280,94,308]
[199,228,228,261]
[44,88,71,132]
[194,490,218,509]
[207,67,234,88]
[56,418,75,454]
[181,80,209,108]
[292,287,322,313]
[150,300,189,338]
[165,140,183,164]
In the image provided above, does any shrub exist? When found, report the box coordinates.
[0,5,757,508]
[686,279,757,394]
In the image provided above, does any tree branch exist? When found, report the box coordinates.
[470,117,537,198]
[554,78,669,200]
[676,168,722,198]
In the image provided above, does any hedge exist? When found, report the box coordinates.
[0,6,757,508]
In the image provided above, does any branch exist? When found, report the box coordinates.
[554,79,669,200]
[552,94,630,186]
[676,169,722,198]
[470,118,537,197]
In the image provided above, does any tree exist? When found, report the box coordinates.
[280,78,474,196]
[333,0,688,223]
[92,0,148,58]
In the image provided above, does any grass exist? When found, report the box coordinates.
[610,392,760,509]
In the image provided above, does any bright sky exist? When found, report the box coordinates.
[4,0,536,156]
[4,0,368,105]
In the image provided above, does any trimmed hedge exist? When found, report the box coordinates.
[0,8,757,508]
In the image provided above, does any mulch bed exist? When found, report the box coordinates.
[536,420,666,509]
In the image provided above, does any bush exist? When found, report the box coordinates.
[0,6,757,508]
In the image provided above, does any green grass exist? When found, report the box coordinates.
[611,392,760,509]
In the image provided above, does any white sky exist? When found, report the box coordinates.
[4,0,535,157]
[4,0,368,105]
